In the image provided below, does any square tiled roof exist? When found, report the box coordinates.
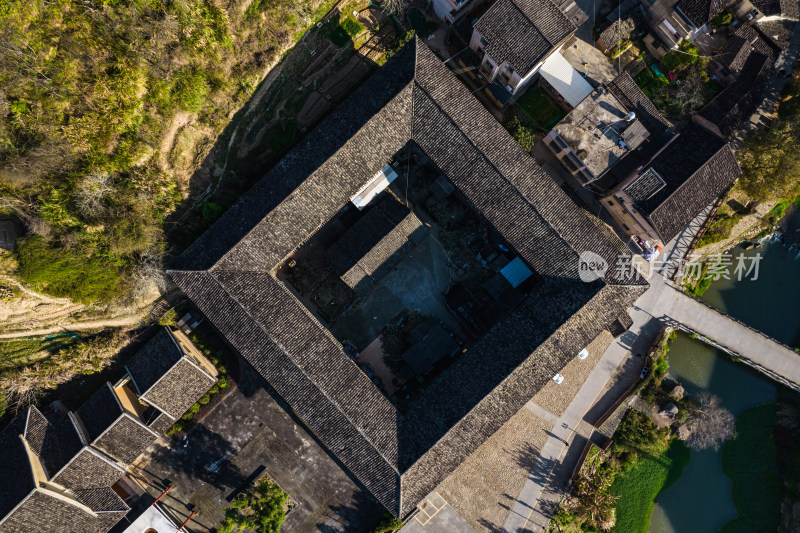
[168,39,645,517]
[637,123,742,241]
[474,0,576,73]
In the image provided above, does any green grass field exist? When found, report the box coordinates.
[609,439,691,533]
[0,337,77,372]
[516,87,566,128]
[720,404,781,533]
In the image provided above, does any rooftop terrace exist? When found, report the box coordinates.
[553,88,651,177]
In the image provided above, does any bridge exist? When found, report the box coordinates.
[637,279,800,391]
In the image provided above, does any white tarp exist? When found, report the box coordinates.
[122,504,179,533]
[538,53,593,108]
[351,165,399,210]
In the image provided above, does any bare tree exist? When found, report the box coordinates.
[380,0,406,17]
[684,391,735,451]
[74,171,113,217]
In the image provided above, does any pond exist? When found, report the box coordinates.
[639,212,800,532]
[697,212,800,347]
[648,333,777,533]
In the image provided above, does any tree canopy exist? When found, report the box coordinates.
[219,478,289,533]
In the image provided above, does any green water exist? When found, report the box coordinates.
[647,334,776,533]
[698,239,800,347]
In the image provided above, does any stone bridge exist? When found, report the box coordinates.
[641,283,800,391]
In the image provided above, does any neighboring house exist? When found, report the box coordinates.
[468,0,578,105]
[546,72,741,246]
[698,50,775,137]
[0,328,217,533]
[544,72,672,185]
[432,0,478,23]
[756,18,798,48]
[596,7,645,52]
[646,0,728,48]
[714,23,778,80]
[734,0,800,21]
[124,327,218,428]
[0,407,129,533]
[168,39,647,519]
[599,122,742,244]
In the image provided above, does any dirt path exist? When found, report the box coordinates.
[0,315,147,339]
[159,112,196,170]
[0,275,73,305]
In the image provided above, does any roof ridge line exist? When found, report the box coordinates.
[648,141,735,222]
[204,270,401,475]
[412,76,583,272]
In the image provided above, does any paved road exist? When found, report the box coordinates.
[502,206,710,533]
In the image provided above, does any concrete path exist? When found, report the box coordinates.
[400,492,476,533]
[501,207,711,533]
[648,285,800,389]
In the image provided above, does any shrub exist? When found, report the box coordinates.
[506,117,536,152]
[172,69,210,113]
[372,512,403,533]
[340,16,364,38]
[189,403,201,414]
[201,201,224,226]
[16,236,124,304]
[662,40,701,72]
[217,375,230,388]
[711,11,733,25]
[219,477,288,533]
[198,393,211,405]
[166,420,185,437]
[159,308,179,327]
[611,410,670,458]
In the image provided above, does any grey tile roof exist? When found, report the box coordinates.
[699,52,775,137]
[168,39,645,517]
[606,72,672,135]
[598,9,643,49]
[126,327,216,418]
[675,0,728,27]
[474,0,576,73]
[23,407,83,479]
[148,410,175,435]
[757,19,797,49]
[0,414,34,519]
[73,487,129,513]
[125,327,184,393]
[716,24,778,75]
[0,489,127,533]
[779,0,799,20]
[752,0,798,18]
[142,357,216,419]
[51,447,124,491]
[640,123,742,241]
[91,414,157,465]
[76,383,124,442]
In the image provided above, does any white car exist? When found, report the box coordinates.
[577,349,589,360]
[552,373,565,384]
